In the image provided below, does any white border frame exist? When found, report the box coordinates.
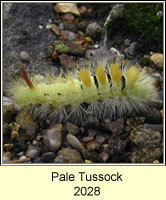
[1,0,165,166]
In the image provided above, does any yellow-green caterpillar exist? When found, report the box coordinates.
[7,59,158,123]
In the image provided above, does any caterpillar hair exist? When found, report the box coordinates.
[7,58,159,124]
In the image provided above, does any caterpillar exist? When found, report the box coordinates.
[7,58,159,124]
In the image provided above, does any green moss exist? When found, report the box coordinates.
[55,43,70,54]
[110,3,163,51]
[124,3,163,41]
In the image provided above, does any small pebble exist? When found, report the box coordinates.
[68,31,79,41]
[104,118,124,134]
[59,22,64,30]
[80,6,88,15]
[99,152,109,163]
[17,152,24,157]
[86,22,102,40]
[81,136,94,143]
[54,3,80,16]
[124,39,131,46]
[66,122,79,135]
[54,148,84,163]
[96,135,106,144]
[16,110,38,130]
[36,135,43,141]
[87,141,100,151]
[60,30,69,40]
[66,134,85,152]
[88,129,98,137]
[144,108,162,124]
[3,123,11,135]
[19,155,27,160]
[22,124,36,140]
[78,31,85,37]
[38,25,43,29]
[85,160,94,164]
[85,37,94,44]
[128,42,139,55]
[48,18,52,23]
[11,130,19,139]
[44,124,62,152]
[62,21,77,32]
[3,152,12,163]
[143,123,163,132]
[160,110,163,119]
[9,122,21,131]
[49,24,60,35]
[62,13,75,22]
[20,51,30,62]
[153,160,160,164]
[26,144,40,159]
[94,44,99,48]
[65,41,85,56]
[32,140,38,145]
[33,157,43,163]
[42,152,55,163]
[4,143,14,151]
[3,96,15,103]
[151,53,163,68]
[16,138,28,151]
[77,21,88,32]
[3,101,16,123]
[59,54,75,69]
[110,47,124,58]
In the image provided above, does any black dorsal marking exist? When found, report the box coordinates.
[121,75,126,91]
[120,62,123,71]
[107,74,112,87]
[93,76,99,89]
[58,93,62,95]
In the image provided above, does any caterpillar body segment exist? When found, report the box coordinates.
[125,66,140,87]
[96,66,107,85]
[78,69,92,88]
[110,63,122,84]
[7,59,159,123]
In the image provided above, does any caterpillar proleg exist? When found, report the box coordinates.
[7,59,159,124]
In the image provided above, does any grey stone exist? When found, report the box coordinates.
[66,134,85,152]
[86,22,102,40]
[20,51,30,61]
[42,152,55,163]
[44,124,62,152]
[26,144,40,159]
[128,42,139,55]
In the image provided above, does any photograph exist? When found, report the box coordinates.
[2,2,164,164]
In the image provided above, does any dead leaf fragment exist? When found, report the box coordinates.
[75,39,86,45]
